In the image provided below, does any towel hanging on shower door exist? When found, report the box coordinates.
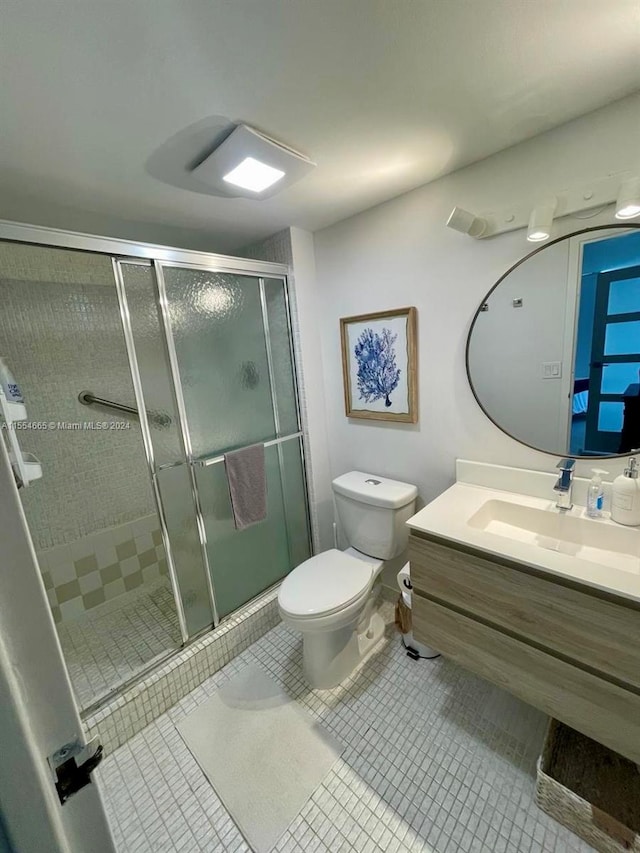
[224,443,267,530]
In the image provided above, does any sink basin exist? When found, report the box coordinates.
[467,499,640,574]
[407,463,640,604]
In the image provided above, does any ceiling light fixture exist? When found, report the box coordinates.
[223,157,285,193]
[192,124,315,199]
[446,206,488,238]
[615,176,640,220]
[527,198,557,243]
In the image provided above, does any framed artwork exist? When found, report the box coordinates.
[340,306,417,423]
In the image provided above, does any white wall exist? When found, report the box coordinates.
[313,94,640,548]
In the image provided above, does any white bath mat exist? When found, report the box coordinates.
[177,664,343,853]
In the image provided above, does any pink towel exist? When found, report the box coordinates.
[224,444,267,530]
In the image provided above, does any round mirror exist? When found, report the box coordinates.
[467,225,640,457]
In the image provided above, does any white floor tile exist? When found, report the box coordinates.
[97,610,595,853]
[58,580,181,707]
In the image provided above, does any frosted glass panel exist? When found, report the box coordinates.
[598,402,624,433]
[280,437,312,568]
[196,443,292,618]
[608,277,640,316]
[119,263,182,467]
[161,267,276,457]
[152,263,309,627]
[601,362,640,395]
[264,278,299,437]
[155,463,213,634]
[604,321,640,356]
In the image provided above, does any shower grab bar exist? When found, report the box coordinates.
[198,431,303,467]
[78,391,172,427]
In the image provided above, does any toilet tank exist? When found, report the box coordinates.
[332,471,418,560]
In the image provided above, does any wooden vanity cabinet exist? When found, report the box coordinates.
[409,531,640,764]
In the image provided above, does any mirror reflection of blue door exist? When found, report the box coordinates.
[585,264,640,453]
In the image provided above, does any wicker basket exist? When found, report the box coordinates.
[536,719,640,853]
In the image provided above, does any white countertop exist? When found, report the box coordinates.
[407,481,640,605]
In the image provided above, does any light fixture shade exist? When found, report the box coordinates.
[192,124,316,199]
[223,157,285,193]
[615,176,640,220]
[446,206,487,238]
[527,198,557,242]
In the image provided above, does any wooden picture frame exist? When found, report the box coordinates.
[340,307,417,423]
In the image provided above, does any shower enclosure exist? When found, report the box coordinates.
[0,223,311,710]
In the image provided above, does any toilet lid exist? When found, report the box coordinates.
[279,549,373,617]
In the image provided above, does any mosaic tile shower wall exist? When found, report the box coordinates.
[0,242,156,551]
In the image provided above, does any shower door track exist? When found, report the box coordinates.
[0,220,289,278]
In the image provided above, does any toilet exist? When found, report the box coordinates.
[278,471,417,688]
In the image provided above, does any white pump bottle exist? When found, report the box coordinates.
[611,457,640,527]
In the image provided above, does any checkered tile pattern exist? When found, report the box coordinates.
[98,605,594,853]
[38,514,168,624]
[58,579,181,709]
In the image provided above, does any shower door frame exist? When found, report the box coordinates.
[0,219,313,644]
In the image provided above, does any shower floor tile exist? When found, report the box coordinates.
[58,580,182,709]
[98,606,594,853]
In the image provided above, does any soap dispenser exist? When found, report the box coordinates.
[611,457,640,526]
[586,469,607,518]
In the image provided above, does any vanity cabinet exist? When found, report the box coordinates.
[409,531,640,765]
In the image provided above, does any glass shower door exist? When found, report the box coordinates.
[155,263,311,620]
[116,261,216,637]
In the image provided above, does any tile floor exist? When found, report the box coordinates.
[58,580,182,709]
[98,605,594,853]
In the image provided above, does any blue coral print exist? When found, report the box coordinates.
[354,327,401,407]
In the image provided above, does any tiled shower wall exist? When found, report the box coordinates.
[0,243,156,550]
[0,242,162,619]
[38,513,169,623]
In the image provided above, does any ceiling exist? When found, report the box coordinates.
[1,0,639,252]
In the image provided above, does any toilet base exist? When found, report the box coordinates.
[358,611,385,659]
[302,608,386,689]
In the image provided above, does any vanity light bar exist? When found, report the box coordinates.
[447,172,640,240]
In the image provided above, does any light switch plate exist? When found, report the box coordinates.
[542,361,562,379]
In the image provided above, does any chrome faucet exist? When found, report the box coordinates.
[554,458,575,511]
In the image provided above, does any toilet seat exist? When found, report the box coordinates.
[278,549,373,618]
